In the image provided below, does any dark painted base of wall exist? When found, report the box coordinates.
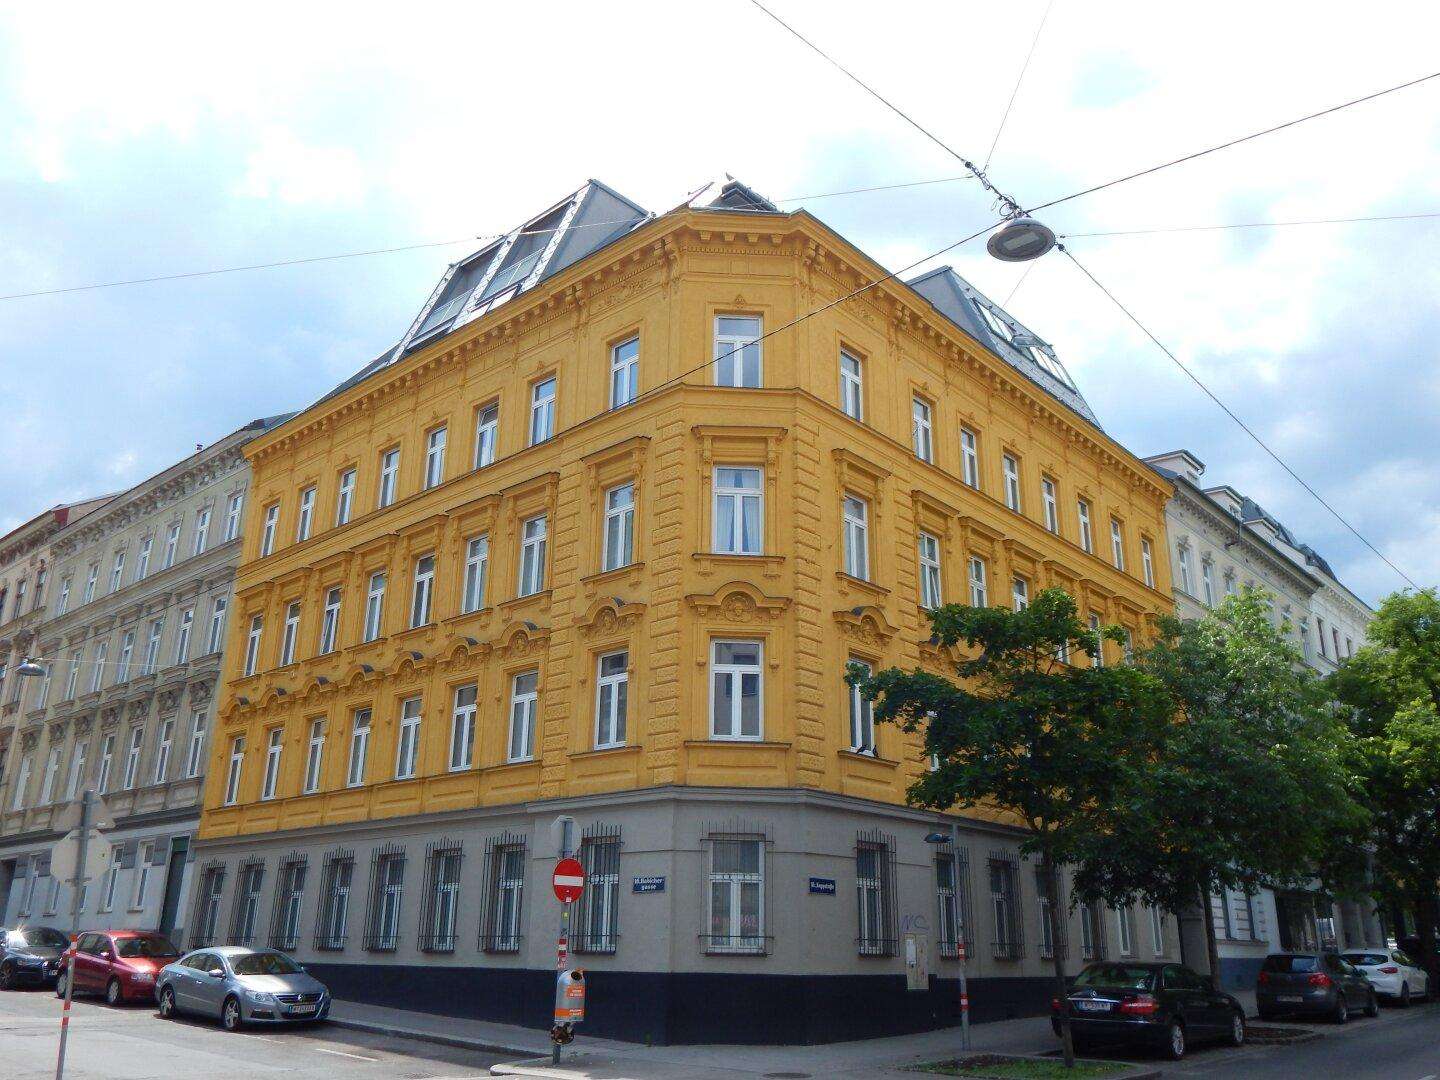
[309,962,1053,1045]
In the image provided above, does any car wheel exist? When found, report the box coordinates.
[54,971,68,999]
[1400,982,1411,1008]
[1164,1020,1186,1060]
[1334,996,1348,1024]
[221,995,243,1032]
[158,986,176,1019]
[1365,991,1379,1018]
[0,964,14,991]
[1228,1010,1246,1046]
[105,978,124,1006]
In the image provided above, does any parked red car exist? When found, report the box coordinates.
[57,931,183,1005]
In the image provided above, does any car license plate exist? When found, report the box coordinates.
[288,1003,318,1014]
[1276,995,1303,1003]
[1076,1000,1110,1012]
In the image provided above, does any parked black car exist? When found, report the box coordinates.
[1256,952,1378,1022]
[0,926,68,990]
[1052,961,1246,1060]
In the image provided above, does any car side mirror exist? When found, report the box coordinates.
[208,969,225,979]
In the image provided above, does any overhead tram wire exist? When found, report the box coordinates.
[1060,209,1440,239]
[1058,244,1419,591]
[982,0,1056,172]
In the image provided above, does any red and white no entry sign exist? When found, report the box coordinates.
[553,857,585,903]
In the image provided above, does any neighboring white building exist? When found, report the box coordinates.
[1146,450,1382,989]
[0,416,289,939]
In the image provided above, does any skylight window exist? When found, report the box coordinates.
[481,250,543,302]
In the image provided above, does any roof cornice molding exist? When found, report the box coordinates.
[1168,482,1323,596]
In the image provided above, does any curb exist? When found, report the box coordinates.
[326,1013,545,1059]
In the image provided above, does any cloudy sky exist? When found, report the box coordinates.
[2,1,1437,603]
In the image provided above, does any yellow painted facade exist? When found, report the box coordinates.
[199,207,1175,841]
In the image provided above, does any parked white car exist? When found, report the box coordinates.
[1342,948,1430,1005]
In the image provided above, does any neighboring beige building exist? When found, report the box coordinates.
[0,416,289,938]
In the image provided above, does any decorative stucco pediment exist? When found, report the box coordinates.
[685,581,790,623]
[575,596,646,637]
[832,605,900,649]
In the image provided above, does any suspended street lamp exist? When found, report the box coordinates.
[16,658,48,677]
[987,215,1057,262]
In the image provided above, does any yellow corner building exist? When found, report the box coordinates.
[193,179,1176,1044]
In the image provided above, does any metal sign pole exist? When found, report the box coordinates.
[553,901,571,1065]
[952,821,970,1052]
[55,789,92,1080]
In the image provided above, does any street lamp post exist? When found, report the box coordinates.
[925,825,969,1052]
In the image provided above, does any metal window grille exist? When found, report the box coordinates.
[988,851,1024,960]
[228,858,265,946]
[1035,863,1066,960]
[189,861,226,948]
[418,840,463,953]
[313,848,355,951]
[572,824,621,954]
[700,818,773,955]
[478,832,526,953]
[363,843,407,952]
[267,852,307,951]
[1080,900,1108,960]
[935,843,972,959]
[855,829,898,957]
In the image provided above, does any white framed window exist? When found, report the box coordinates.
[1077,500,1093,553]
[1176,543,1194,595]
[192,508,210,555]
[839,350,863,420]
[594,651,628,749]
[1117,905,1134,956]
[1150,905,1165,955]
[185,710,207,779]
[116,630,135,683]
[1110,519,1126,570]
[411,554,435,628]
[912,397,933,462]
[96,733,115,793]
[1012,576,1029,611]
[610,336,639,408]
[101,843,124,912]
[304,719,325,794]
[152,717,174,784]
[225,492,244,541]
[395,697,422,779]
[57,576,71,615]
[136,536,152,581]
[206,596,227,654]
[347,709,371,787]
[315,587,341,654]
[121,725,143,789]
[1140,538,1155,588]
[175,607,194,665]
[1089,613,1105,667]
[1201,560,1215,606]
[918,532,943,608]
[364,571,386,642]
[378,448,400,508]
[424,426,447,489]
[280,601,300,666]
[968,557,988,607]
[714,315,762,388]
[518,516,547,596]
[261,727,283,800]
[243,615,263,677]
[449,684,477,771]
[1002,454,1021,511]
[1122,627,1135,665]
[602,483,635,572]
[40,745,61,805]
[335,468,356,526]
[529,377,556,445]
[143,618,163,675]
[10,754,32,811]
[847,659,875,754]
[90,641,107,693]
[64,650,81,700]
[960,428,980,488]
[1041,478,1058,533]
[710,640,762,740]
[474,402,499,469]
[65,739,87,800]
[508,671,539,762]
[109,549,126,593]
[84,562,99,603]
[707,837,764,953]
[260,504,279,557]
[713,467,763,555]
[842,495,869,580]
[462,536,489,613]
[1224,570,1237,597]
[296,487,316,541]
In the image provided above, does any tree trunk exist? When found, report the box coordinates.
[1045,865,1075,1069]
[1202,881,1221,986]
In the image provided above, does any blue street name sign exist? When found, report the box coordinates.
[808,877,837,895]
[632,875,666,893]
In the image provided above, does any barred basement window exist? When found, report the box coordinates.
[313,849,354,951]
[1035,863,1065,960]
[988,853,1024,960]
[418,841,463,953]
[935,843,972,960]
[572,825,621,954]
[268,853,308,951]
[478,833,526,953]
[190,862,226,948]
[702,822,770,955]
[363,844,406,952]
[1079,900,1107,960]
[228,859,265,946]
[855,830,898,957]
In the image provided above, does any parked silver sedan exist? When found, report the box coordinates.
[155,947,330,1031]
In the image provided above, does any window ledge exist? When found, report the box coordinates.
[835,572,889,600]
[693,553,784,579]
[837,749,900,769]
[569,744,642,761]
[481,758,541,776]
[684,738,792,750]
[499,590,552,614]
[581,563,646,590]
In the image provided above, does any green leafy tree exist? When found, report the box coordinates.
[1070,588,1366,980]
[1328,588,1440,978]
[852,588,1172,1068]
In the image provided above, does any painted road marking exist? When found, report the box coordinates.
[316,1046,380,1061]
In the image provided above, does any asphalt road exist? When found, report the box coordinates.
[0,985,497,1080]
